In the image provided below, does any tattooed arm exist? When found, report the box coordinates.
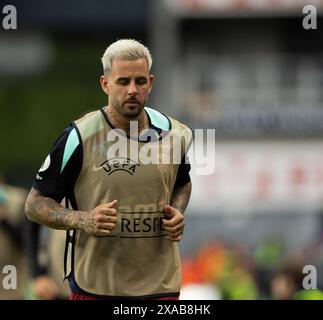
[170,181,192,214]
[163,181,192,242]
[25,188,118,236]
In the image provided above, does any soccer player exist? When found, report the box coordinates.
[25,39,192,300]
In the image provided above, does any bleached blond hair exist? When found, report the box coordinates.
[101,39,153,74]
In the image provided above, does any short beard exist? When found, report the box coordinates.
[118,100,147,119]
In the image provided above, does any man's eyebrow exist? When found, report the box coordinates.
[136,76,148,80]
[115,76,148,82]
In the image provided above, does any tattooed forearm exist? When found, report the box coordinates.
[171,181,192,214]
[25,188,118,236]
[25,188,86,231]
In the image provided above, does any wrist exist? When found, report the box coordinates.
[75,211,87,231]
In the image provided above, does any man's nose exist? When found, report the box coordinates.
[127,81,138,95]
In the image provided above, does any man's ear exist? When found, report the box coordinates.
[148,74,155,94]
[100,75,109,95]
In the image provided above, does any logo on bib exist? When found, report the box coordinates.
[92,157,139,175]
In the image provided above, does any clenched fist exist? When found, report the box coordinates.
[78,200,118,236]
[162,205,185,242]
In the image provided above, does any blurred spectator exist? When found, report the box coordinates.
[253,236,285,299]
[270,262,303,300]
[181,242,259,300]
[270,260,323,300]
[0,176,28,299]
[24,221,70,300]
[217,247,259,300]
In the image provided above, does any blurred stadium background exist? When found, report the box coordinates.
[0,0,323,299]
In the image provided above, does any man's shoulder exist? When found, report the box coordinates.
[74,108,102,124]
[166,115,193,137]
[73,108,105,139]
[146,107,191,133]
[164,114,194,144]
[168,116,190,131]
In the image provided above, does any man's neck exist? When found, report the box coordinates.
[105,106,149,136]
